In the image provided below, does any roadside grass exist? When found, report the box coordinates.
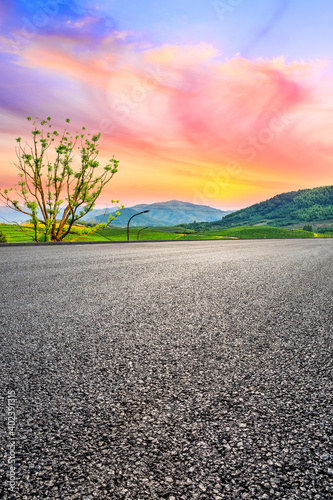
[0,223,328,243]
[0,224,37,242]
[84,227,182,241]
[202,226,318,239]
[0,224,183,242]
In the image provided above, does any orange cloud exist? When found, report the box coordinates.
[0,31,332,208]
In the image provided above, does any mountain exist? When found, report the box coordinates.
[88,207,170,227]
[85,201,233,227]
[1,200,233,227]
[131,200,233,225]
[0,205,119,225]
[187,186,333,230]
[0,206,31,223]
[0,206,71,224]
[82,207,118,218]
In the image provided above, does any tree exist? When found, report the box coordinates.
[0,116,122,242]
[302,224,313,232]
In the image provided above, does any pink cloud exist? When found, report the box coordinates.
[0,29,332,206]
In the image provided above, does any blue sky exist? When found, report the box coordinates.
[81,0,333,60]
[4,0,333,60]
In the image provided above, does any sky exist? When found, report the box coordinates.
[0,0,332,209]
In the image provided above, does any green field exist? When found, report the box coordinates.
[0,224,39,242]
[0,223,327,243]
[0,224,187,242]
[85,227,184,241]
[199,226,318,239]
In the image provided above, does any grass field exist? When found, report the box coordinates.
[199,226,318,239]
[0,223,327,243]
[0,224,187,242]
[0,224,39,242]
[87,227,184,241]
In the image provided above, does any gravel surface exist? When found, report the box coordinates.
[1,239,332,499]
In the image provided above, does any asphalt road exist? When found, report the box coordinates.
[1,240,332,499]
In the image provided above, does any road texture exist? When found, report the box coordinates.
[1,239,332,499]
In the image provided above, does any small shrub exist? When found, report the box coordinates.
[0,230,9,243]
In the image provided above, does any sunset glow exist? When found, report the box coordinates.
[1,1,333,209]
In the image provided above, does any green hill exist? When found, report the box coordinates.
[188,186,333,230]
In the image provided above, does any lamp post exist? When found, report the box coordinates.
[137,227,148,240]
[127,211,150,240]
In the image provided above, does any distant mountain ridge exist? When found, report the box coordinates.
[90,208,170,227]
[0,200,232,226]
[85,200,233,227]
[187,186,333,230]
[0,206,30,223]
[130,200,233,225]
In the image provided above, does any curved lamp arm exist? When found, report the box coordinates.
[127,210,150,240]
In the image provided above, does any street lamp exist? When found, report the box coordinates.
[137,227,148,240]
[127,211,150,240]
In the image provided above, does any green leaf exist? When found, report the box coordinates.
[92,133,101,142]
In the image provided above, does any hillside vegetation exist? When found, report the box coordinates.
[186,186,333,230]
